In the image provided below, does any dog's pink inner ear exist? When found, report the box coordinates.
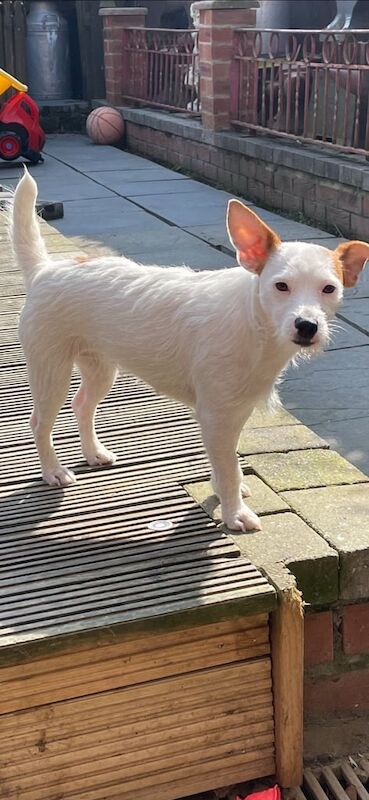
[227,199,280,273]
[335,241,369,287]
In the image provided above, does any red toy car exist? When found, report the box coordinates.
[0,69,45,164]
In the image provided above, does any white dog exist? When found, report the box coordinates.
[10,170,369,531]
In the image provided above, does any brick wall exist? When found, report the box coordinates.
[121,107,369,241]
[305,605,369,718]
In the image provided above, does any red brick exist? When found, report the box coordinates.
[201,61,230,83]
[199,42,233,61]
[305,668,369,715]
[304,611,333,668]
[342,603,369,655]
[203,8,256,26]
[201,96,230,115]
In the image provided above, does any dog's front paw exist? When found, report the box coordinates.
[84,445,117,467]
[223,504,261,532]
[43,466,76,488]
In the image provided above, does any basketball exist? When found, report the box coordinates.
[86,107,125,145]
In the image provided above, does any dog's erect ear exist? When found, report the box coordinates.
[227,199,281,273]
[335,241,369,288]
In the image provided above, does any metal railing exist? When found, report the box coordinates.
[230,28,369,156]
[122,28,200,114]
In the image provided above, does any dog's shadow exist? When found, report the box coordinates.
[0,471,235,643]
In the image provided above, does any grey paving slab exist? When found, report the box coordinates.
[132,195,231,226]
[184,224,231,249]
[53,200,166,237]
[326,320,369,350]
[89,173,234,199]
[86,168,189,192]
[281,484,369,600]
[280,345,369,472]
[0,156,67,181]
[131,247,236,269]
[46,146,161,173]
[340,300,369,336]
[3,174,114,202]
[184,217,336,252]
[69,227,216,257]
[251,207,334,240]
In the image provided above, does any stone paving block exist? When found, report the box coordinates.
[245,406,299,429]
[247,449,368,492]
[281,484,369,600]
[185,474,289,520]
[311,417,369,475]
[230,511,339,605]
[238,423,327,456]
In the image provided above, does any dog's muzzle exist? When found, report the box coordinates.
[293,317,318,347]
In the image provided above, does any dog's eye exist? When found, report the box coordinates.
[275,282,289,292]
[322,285,336,294]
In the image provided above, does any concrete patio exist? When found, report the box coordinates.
[0,133,367,473]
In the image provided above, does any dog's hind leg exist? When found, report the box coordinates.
[27,352,75,487]
[72,354,117,467]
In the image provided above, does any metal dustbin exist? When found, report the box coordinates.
[26,0,72,101]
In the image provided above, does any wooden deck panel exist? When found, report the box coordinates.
[0,217,277,797]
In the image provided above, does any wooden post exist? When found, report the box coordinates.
[271,584,304,788]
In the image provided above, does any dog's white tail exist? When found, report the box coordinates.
[10,169,48,291]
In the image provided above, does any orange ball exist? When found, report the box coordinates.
[86,107,125,145]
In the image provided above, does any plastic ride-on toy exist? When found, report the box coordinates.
[0,69,45,164]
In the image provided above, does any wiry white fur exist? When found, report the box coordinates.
[10,170,348,531]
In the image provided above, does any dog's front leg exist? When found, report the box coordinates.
[197,408,261,532]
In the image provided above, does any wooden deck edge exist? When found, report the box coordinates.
[0,590,277,667]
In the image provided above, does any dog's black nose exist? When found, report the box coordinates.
[294,317,318,339]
